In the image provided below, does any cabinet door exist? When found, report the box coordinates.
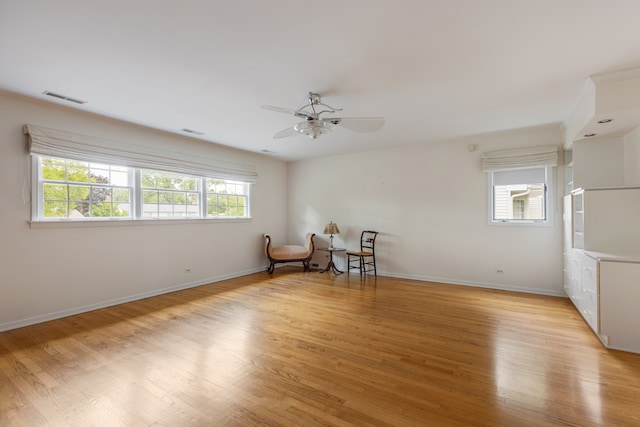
[600,261,640,353]
[572,191,584,250]
[563,195,572,246]
[582,189,640,253]
[563,254,571,296]
[568,253,582,307]
[563,196,573,297]
[580,255,599,333]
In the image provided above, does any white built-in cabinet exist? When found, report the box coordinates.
[563,188,640,353]
[600,261,640,353]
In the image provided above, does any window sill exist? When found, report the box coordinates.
[489,220,552,227]
[29,217,252,229]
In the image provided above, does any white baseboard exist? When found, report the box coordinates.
[0,266,267,333]
[0,267,566,333]
[383,271,567,297]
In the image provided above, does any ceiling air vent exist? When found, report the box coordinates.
[181,128,205,136]
[42,91,87,104]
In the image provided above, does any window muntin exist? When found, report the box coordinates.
[141,170,201,218]
[489,167,551,224]
[512,198,525,220]
[39,158,132,220]
[34,156,250,221]
[206,178,248,218]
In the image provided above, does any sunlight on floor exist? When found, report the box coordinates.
[491,314,603,425]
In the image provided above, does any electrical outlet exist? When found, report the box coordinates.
[496,268,504,274]
[311,263,319,268]
[184,268,191,273]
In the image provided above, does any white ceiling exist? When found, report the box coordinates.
[3,0,640,161]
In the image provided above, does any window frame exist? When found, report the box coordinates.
[32,155,252,223]
[487,166,554,227]
[205,178,250,219]
[137,169,203,219]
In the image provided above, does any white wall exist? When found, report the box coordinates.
[0,92,569,331]
[0,92,288,331]
[288,125,565,295]
[624,126,640,186]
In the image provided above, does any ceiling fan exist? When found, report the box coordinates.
[262,92,385,140]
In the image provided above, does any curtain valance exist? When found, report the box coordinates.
[24,124,258,183]
[481,145,559,172]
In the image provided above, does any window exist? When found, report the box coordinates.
[34,155,251,221]
[206,178,248,218]
[489,166,552,224]
[39,158,133,220]
[512,198,525,219]
[141,170,201,218]
[481,144,558,226]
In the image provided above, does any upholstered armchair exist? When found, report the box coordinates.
[264,233,315,274]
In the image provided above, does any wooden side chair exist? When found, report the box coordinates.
[264,233,315,274]
[347,230,378,276]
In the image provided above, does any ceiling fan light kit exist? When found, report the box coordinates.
[293,120,336,139]
[263,92,384,140]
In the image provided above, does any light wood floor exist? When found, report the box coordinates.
[2,268,640,426]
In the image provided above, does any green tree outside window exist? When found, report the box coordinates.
[41,159,129,218]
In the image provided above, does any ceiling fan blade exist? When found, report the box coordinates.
[262,105,297,115]
[272,127,300,139]
[262,104,314,120]
[325,117,385,133]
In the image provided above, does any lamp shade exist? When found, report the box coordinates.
[323,221,340,235]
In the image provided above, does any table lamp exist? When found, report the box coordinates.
[323,221,340,250]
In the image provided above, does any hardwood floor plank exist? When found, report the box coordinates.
[2,268,640,426]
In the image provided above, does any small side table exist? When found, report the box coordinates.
[318,248,345,274]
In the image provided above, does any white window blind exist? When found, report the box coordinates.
[492,167,545,186]
[481,145,558,172]
[24,124,258,183]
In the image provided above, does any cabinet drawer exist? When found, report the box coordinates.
[581,260,597,293]
[581,285,598,310]
[581,288,599,333]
